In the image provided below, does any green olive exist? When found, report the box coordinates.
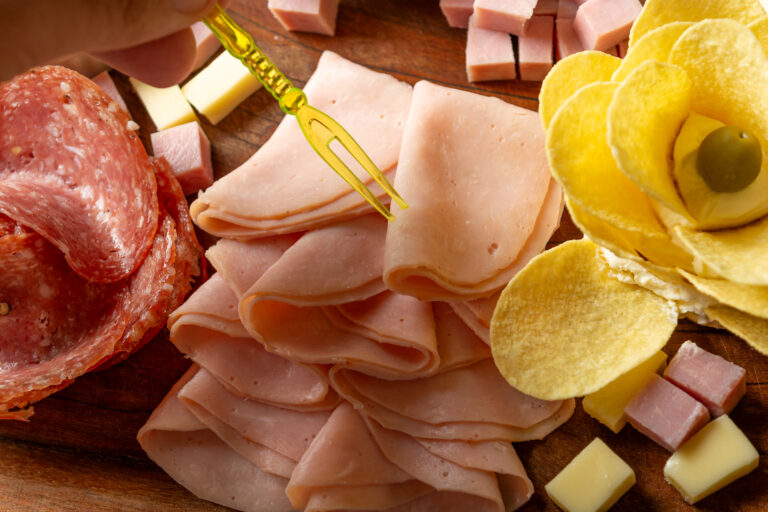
[696,125,763,193]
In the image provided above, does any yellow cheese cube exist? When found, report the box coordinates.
[182,51,263,124]
[583,350,667,433]
[128,78,197,131]
[545,438,635,512]
[664,415,758,504]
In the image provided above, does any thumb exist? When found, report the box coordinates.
[0,0,219,81]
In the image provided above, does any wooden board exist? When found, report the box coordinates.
[1,1,766,510]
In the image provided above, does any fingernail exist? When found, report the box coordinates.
[172,0,212,14]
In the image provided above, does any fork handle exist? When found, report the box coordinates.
[203,5,307,115]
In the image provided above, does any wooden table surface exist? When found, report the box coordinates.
[2,1,766,511]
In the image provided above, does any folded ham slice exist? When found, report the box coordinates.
[383,80,553,301]
[138,366,295,512]
[190,51,412,237]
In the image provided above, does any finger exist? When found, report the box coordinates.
[92,28,196,88]
[0,0,219,81]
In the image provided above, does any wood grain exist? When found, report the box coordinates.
[1,1,766,511]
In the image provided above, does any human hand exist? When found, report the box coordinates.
[0,0,222,87]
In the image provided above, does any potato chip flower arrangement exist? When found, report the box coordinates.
[490,0,768,401]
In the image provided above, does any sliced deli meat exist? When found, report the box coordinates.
[0,66,158,283]
[384,81,553,301]
[190,51,413,237]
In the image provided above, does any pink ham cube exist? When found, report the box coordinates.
[465,14,517,82]
[474,0,537,36]
[664,341,747,417]
[618,39,629,58]
[573,0,642,51]
[557,0,577,19]
[90,71,129,114]
[603,45,619,57]
[555,18,583,60]
[191,22,221,71]
[519,16,554,81]
[268,0,340,36]
[625,374,710,452]
[151,122,214,196]
[533,0,559,16]
[440,0,474,28]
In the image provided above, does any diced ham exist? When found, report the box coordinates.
[573,0,642,51]
[440,0,475,28]
[466,14,517,82]
[555,18,584,59]
[618,39,629,58]
[190,21,221,71]
[663,341,747,417]
[624,374,711,452]
[268,0,340,36]
[190,51,412,238]
[474,0,537,36]
[90,70,129,114]
[383,81,552,301]
[137,366,296,512]
[151,121,214,196]
[533,0,559,16]
[556,0,577,19]
[519,15,554,81]
[603,45,619,57]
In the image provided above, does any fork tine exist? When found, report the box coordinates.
[301,105,409,212]
[297,107,395,221]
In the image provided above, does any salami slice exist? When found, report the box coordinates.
[0,160,202,416]
[0,66,158,283]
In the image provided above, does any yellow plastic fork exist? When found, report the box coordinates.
[203,5,408,220]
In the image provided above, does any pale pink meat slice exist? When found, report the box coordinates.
[190,51,412,238]
[168,274,339,409]
[151,121,213,196]
[466,14,517,83]
[287,403,431,511]
[190,21,221,71]
[137,366,295,512]
[474,0,536,36]
[519,15,554,81]
[440,0,475,28]
[331,360,573,441]
[432,302,491,371]
[383,81,551,301]
[663,340,746,417]
[624,374,711,452]
[268,0,340,36]
[573,0,642,51]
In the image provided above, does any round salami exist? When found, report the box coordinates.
[0,66,159,283]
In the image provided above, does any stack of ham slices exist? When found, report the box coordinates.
[139,52,571,511]
[0,66,202,419]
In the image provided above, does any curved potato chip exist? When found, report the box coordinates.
[630,0,765,47]
[548,82,667,238]
[673,217,768,285]
[679,269,768,319]
[612,22,693,82]
[539,51,620,130]
[607,60,693,221]
[748,16,768,56]
[669,19,768,152]
[706,305,768,356]
[490,238,677,400]
[565,198,638,259]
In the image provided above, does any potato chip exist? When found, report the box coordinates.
[679,269,768,319]
[612,22,693,82]
[748,16,768,55]
[607,60,693,221]
[674,217,768,286]
[630,0,765,47]
[565,198,638,260]
[547,82,667,238]
[668,19,768,153]
[707,305,768,356]
[490,239,677,400]
[539,51,620,130]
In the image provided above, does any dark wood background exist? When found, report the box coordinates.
[1,1,765,510]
